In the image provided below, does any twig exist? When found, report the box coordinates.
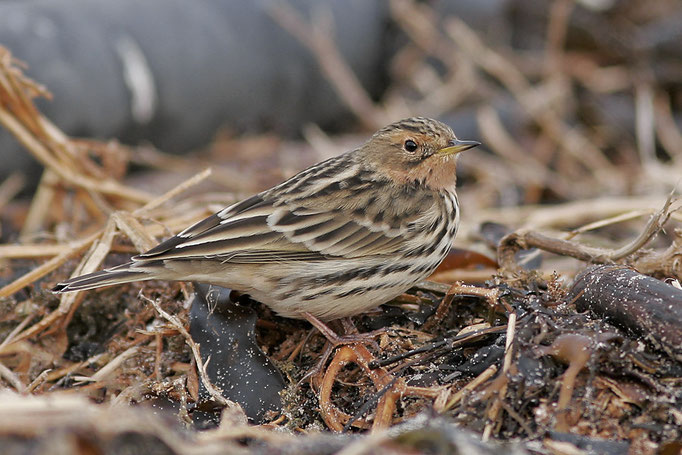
[609,194,674,260]
[25,369,51,393]
[112,212,157,253]
[469,196,682,236]
[444,364,498,411]
[502,313,516,374]
[543,0,573,79]
[0,313,36,353]
[44,353,105,383]
[90,347,141,382]
[654,91,682,164]
[427,267,499,284]
[566,209,653,239]
[499,400,534,437]
[498,194,677,271]
[134,167,212,215]
[0,172,24,211]
[634,228,682,279]
[635,79,657,168]
[0,361,24,392]
[0,107,151,203]
[19,169,59,240]
[0,233,99,298]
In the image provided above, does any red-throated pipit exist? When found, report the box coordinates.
[54,117,479,326]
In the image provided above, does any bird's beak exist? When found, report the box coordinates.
[437,139,481,156]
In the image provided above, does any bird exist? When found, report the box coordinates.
[53,117,479,323]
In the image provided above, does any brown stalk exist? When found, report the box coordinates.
[0,172,24,211]
[0,232,99,298]
[654,91,682,165]
[498,194,678,276]
[444,364,498,411]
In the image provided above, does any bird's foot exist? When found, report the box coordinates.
[299,312,385,387]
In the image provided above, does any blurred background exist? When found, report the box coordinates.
[1,2,681,445]
[1,0,681,239]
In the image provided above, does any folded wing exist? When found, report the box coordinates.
[134,182,424,264]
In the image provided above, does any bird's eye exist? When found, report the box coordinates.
[404,140,418,153]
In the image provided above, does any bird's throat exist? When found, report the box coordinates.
[385,157,458,191]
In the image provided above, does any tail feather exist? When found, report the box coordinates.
[52,262,154,293]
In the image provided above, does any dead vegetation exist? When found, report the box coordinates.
[1,1,682,454]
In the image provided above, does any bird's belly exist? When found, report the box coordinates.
[243,254,448,321]
[263,286,404,320]
[170,235,454,321]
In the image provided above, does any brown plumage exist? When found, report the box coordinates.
[53,117,479,321]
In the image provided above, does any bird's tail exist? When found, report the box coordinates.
[52,262,155,293]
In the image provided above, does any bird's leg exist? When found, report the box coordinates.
[339,317,387,349]
[297,341,336,387]
[302,313,384,348]
[302,312,345,345]
[340,317,360,335]
[300,312,385,388]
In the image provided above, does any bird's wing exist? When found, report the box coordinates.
[134,177,432,264]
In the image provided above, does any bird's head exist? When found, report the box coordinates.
[360,117,480,190]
